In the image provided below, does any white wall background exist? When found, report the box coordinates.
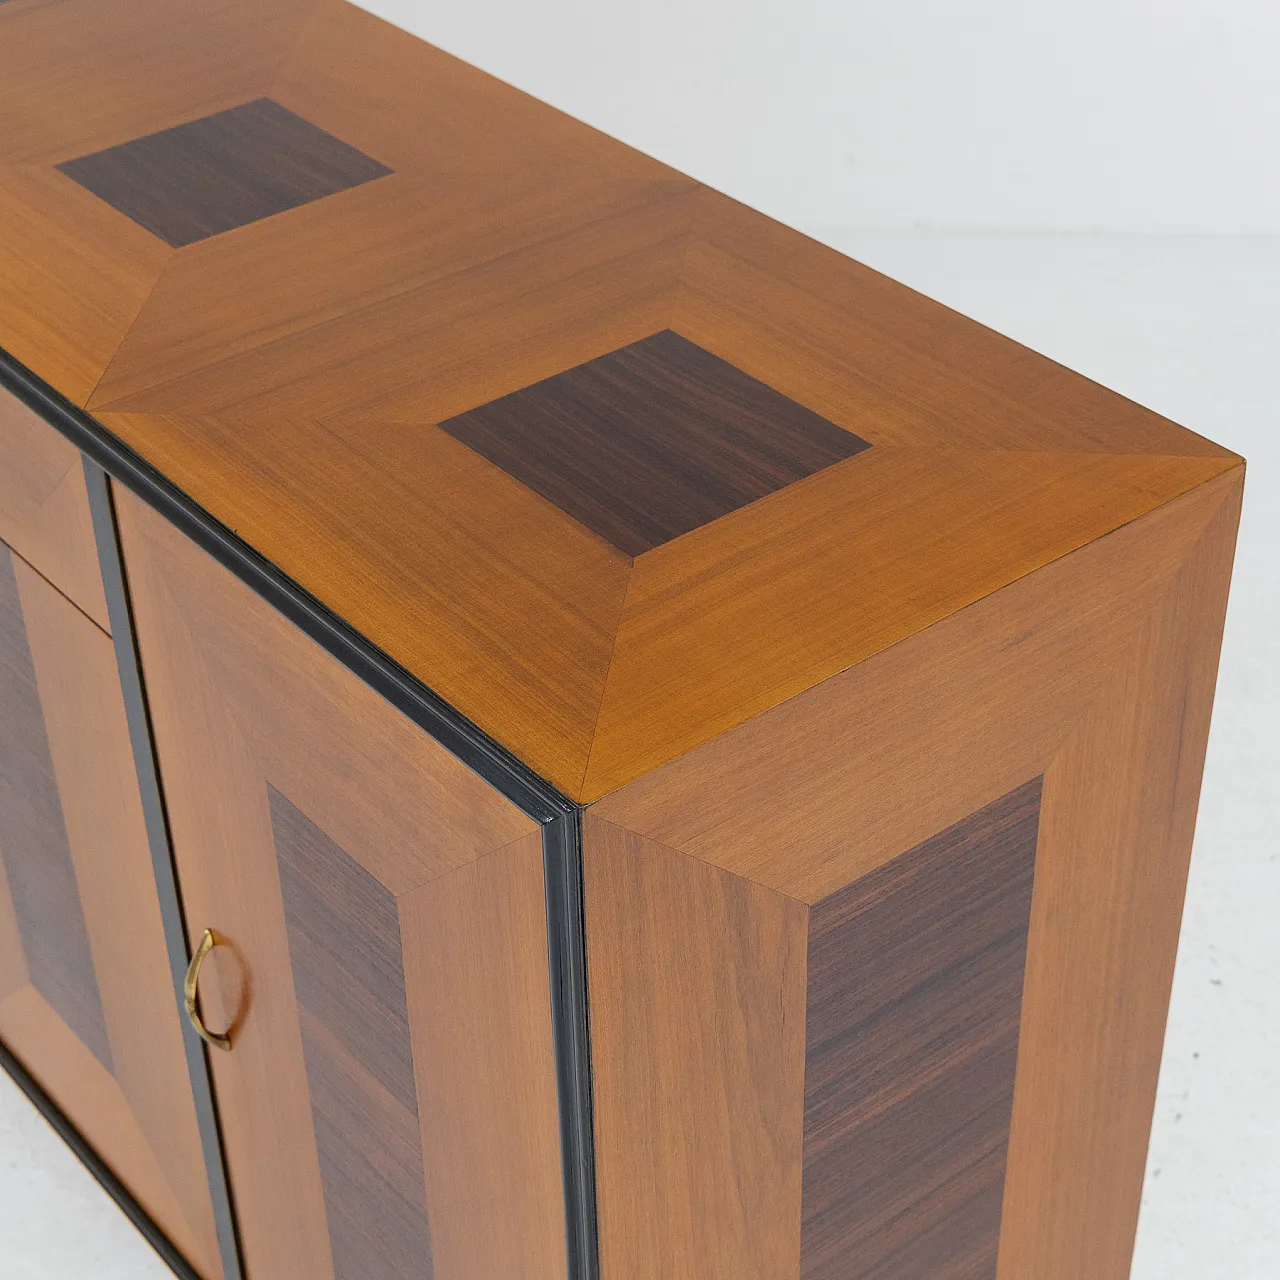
[355,0,1280,234]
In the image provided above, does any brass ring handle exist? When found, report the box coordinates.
[184,929,232,1052]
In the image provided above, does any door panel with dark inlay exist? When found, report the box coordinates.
[0,548,111,1068]
[271,785,435,1280]
[116,485,569,1280]
[0,540,224,1278]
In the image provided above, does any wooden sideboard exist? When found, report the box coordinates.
[0,3,1242,1279]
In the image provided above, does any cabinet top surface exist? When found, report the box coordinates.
[0,0,1239,801]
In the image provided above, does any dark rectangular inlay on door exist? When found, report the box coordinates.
[57,98,392,248]
[439,329,871,556]
[800,777,1043,1280]
[0,549,113,1072]
[270,786,434,1280]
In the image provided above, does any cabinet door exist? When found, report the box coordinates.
[0,539,223,1277]
[115,487,569,1280]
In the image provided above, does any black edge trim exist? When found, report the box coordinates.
[0,346,600,1280]
[0,1036,205,1280]
[543,807,599,1280]
[83,456,245,1280]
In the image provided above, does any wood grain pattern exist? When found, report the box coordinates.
[801,779,1040,1280]
[583,813,808,1280]
[440,329,869,555]
[590,468,1239,902]
[0,0,319,166]
[587,467,1242,1280]
[97,189,694,423]
[267,0,678,186]
[996,467,1243,1280]
[116,485,565,1280]
[401,832,568,1280]
[271,787,433,1280]
[84,173,685,409]
[0,385,109,627]
[0,556,30,1009]
[674,194,1233,457]
[0,546,223,1277]
[580,446,1232,798]
[0,167,172,408]
[94,404,635,797]
[118,487,537,894]
[121,561,337,1280]
[0,818,26,1006]
[0,0,1237,797]
[0,546,111,1070]
[272,787,416,1111]
[60,97,392,247]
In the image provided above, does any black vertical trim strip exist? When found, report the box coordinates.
[0,1036,205,1280]
[0,346,600,1280]
[543,807,599,1280]
[82,457,245,1280]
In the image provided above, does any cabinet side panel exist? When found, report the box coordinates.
[801,779,1041,1280]
[588,471,1242,1280]
[997,475,1243,1279]
[583,814,808,1280]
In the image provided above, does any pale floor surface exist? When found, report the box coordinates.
[1,232,1277,1277]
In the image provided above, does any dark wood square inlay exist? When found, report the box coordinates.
[439,330,871,556]
[57,98,393,248]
